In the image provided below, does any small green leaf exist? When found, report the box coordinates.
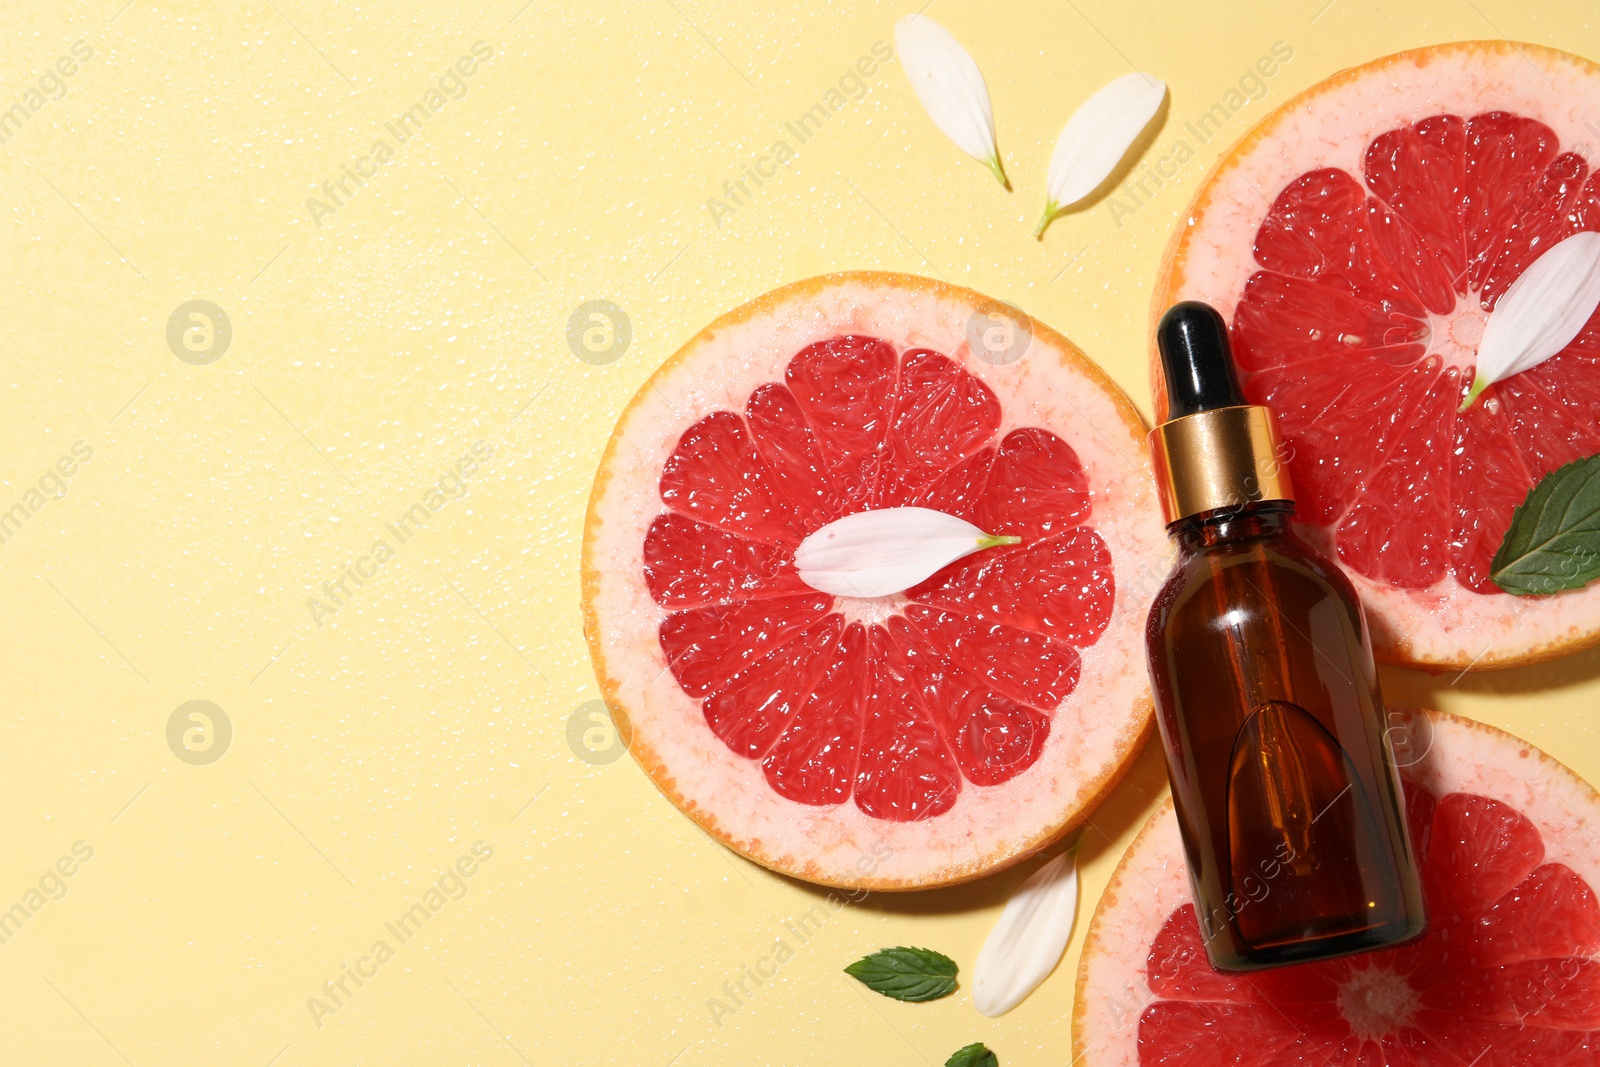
[1491,454,1600,595]
[945,1042,998,1067]
[843,946,958,1002]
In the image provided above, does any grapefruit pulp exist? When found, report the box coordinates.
[1154,42,1600,669]
[582,273,1170,889]
[1075,707,1600,1066]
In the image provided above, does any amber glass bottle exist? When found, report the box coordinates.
[1145,302,1426,971]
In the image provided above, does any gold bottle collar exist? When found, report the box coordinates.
[1149,405,1293,525]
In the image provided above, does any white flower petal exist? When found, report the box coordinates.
[794,506,1016,598]
[1035,72,1167,237]
[972,851,1079,1017]
[894,15,1006,185]
[1463,230,1600,410]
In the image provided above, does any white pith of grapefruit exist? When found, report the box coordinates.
[1074,707,1600,1065]
[582,272,1171,889]
[1153,41,1600,670]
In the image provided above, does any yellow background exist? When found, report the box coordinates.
[3,0,1598,1063]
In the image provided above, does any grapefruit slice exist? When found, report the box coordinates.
[1154,41,1600,669]
[1074,707,1600,1066]
[582,272,1170,889]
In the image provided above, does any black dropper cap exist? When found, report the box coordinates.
[1157,301,1245,419]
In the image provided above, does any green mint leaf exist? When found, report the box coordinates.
[1491,454,1600,595]
[945,1042,998,1067]
[843,946,958,1002]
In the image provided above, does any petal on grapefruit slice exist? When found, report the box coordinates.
[582,273,1171,889]
[1073,707,1600,1066]
[1154,41,1600,669]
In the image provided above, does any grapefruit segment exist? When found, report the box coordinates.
[853,629,963,822]
[642,512,806,608]
[746,380,851,528]
[583,272,1169,888]
[899,606,1082,711]
[876,349,1002,507]
[894,628,1053,789]
[658,593,833,698]
[658,411,794,544]
[1446,863,1600,972]
[1074,708,1600,1066]
[1423,958,1600,1029]
[786,334,898,504]
[911,445,995,521]
[1417,791,1543,927]
[701,613,843,759]
[760,620,868,806]
[910,526,1115,643]
[1155,41,1600,667]
[1449,397,1537,593]
[976,427,1092,537]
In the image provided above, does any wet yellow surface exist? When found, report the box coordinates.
[1,1,1596,1064]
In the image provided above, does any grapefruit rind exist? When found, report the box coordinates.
[1152,41,1600,670]
[1071,706,1600,1065]
[582,272,1171,890]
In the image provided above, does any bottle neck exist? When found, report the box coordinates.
[1170,500,1295,551]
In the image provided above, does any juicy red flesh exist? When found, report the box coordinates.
[644,337,1114,821]
[1138,780,1600,1065]
[1231,111,1600,593]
